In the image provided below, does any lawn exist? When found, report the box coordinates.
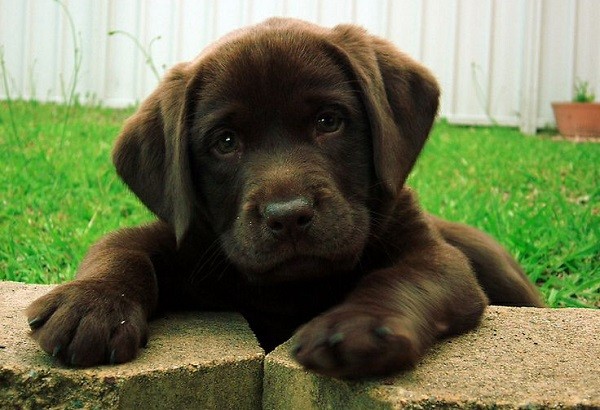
[1,101,599,307]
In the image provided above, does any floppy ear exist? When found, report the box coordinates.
[330,25,440,196]
[112,62,198,243]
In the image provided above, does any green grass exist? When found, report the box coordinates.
[0,101,152,283]
[409,124,599,308]
[1,101,599,308]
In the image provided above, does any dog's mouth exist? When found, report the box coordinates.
[273,256,331,278]
[245,254,357,283]
[220,189,372,283]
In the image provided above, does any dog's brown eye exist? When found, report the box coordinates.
[315,111,343,134]
[212,131,241,157]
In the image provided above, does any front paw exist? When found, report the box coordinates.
[292,307,422,378]
[25,280,148,367]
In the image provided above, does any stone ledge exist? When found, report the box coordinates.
[0,281,264,409]
[264,306,600,409]
[2,281,599,409]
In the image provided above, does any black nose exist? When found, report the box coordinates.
[263,197,315,239]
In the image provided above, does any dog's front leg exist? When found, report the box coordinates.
[293,242,488,378]
[26,221,176,367]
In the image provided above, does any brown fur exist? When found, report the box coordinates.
[26,18,544,378]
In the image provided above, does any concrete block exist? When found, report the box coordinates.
[264,306,600,409]
[0,281,264,410]
[3,281,599,409]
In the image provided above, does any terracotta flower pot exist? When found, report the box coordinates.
[551,102,600,138]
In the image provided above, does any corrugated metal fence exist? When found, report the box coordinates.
[1,0,599,133]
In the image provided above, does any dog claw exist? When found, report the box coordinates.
[328,332,345,346]
[28,317,43,330]
[291,343,303,356]
[374,326,393,339]
[52,344,62,357]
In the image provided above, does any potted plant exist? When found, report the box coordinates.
[551,80,600,138]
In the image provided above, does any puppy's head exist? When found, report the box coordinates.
[113,18,439,282]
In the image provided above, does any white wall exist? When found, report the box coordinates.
[1,0,599,133]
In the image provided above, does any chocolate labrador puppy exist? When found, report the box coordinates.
[26,18,543,378]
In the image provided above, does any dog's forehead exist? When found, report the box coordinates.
[199,27,351,105]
